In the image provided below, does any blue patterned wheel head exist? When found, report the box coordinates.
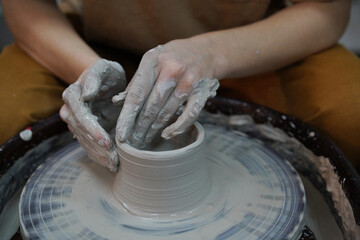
[20,124,305,240]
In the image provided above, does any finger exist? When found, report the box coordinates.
[59,104,70,123]
[112,80,133,105]
[81,71,102,101]
[60,105,75,135]
[162,78,219,139]
[129,68,179,146]
[77,131,118,172]
[104,149,119,172]
[81,60,109,100]
[62,110,88,144]
[112,92,127,105]
[81,136,119,172]
[116,48,163,142]
[100,61,127,98]
[161,78,219,139]
[161,93,206,139]
[82,60,126,101]
[63,83,113,150]
[66,112,119,172]
[144,76,194,143]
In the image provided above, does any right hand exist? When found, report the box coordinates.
[115,41,219,149]
[60,59,127,172]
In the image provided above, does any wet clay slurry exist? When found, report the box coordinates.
[19,123,305,240]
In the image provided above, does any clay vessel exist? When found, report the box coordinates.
[112,122,211,215]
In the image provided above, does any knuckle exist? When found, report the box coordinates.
[183,70,200,90]
[188,110,198,120]
[104,65,113,74]
[143,107,157,119]
[157,50,166,59]
[73,112,85,123]
[157,52,167,66]
[144,50,156,60]
[83,72,98,83]
[128,88,146,105]
[165,60,185,78]
[149,123,161,132]
[181,77,195,91]
[62,84,77,99]
[96,59,107,67]
[113,63,125,76]
[157,110,172,123]
[184,71,198,83]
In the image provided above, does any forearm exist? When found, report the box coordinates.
[199,0,351,79]
[1,0,100,84]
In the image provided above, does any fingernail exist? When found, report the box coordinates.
[59,111,68,121]
[98,138,106,147]
[59,106,69,120]
[161,130,171,140]
[117,129,126,142]
[112,92,127,107]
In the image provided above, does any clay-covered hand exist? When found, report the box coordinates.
[114,39,220,148]
[60,59,127,172]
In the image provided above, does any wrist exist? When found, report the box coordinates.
[79,55,101,74]
[70,55,101,84]
[190,33,230,80]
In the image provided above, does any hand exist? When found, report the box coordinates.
[115,38,220,148]
[60,59,127,172]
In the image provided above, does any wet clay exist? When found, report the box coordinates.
[113,122,211,215]
[19,122,305,239]
[198,112,359,239]
[143,123,198,151]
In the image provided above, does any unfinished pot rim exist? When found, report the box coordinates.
[116,122,204,160]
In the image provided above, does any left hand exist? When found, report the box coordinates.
[114,38,220,148]
[60,59,127,172]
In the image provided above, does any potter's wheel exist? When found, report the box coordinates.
[19,124,305,240]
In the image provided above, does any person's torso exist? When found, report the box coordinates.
[63,0,279,54]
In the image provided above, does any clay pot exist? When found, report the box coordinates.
[113,122,211,215]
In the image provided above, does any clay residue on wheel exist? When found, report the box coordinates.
[198,112,360,240]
